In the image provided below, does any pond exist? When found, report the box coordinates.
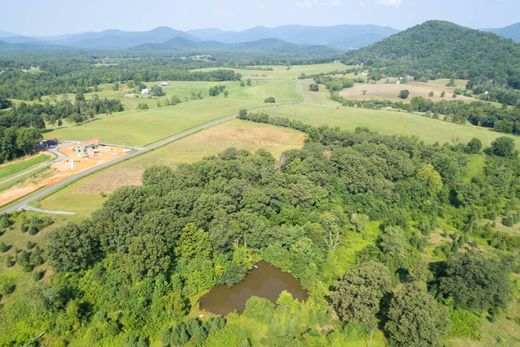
[198,261,308,315]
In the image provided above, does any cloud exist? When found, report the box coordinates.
[295,0,342,8]
[378,0,401,7]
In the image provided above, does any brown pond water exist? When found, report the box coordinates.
[199,261,308,315]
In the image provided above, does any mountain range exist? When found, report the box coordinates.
[0,22,518,54]
[482,22,520,42]
[0,24,399,53]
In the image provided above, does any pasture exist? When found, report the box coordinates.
[339,81,475,102]
[266,103,519,149]
[37,119,306,217]
[46,78,302,146]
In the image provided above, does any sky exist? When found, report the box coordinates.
[2,0,519,36]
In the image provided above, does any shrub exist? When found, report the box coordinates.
[264,96,276,103]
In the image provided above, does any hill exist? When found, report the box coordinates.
[49,27,199,50]
[483,22,520,42]
[131,37,339,57]
[344,20,520,88]
[188,24,398,50]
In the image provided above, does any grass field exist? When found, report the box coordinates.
[265,103,519,149]
[47,79,302,146]
[340,81,475,102]
[0,154,51,181]
[38,119,306,217]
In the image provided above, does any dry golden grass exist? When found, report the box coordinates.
[340,81,475,102]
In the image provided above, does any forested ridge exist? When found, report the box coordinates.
[1,113,518,346]
[343,21,520,90]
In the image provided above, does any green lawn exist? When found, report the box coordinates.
[47,79,302,146]
[266,103,519,149]
[0,154,51,181]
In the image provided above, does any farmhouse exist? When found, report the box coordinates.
[141,88,150,95]
[74,139,100,155]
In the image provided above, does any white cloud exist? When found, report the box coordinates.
[378,0,402,7]
[295,0,343,8]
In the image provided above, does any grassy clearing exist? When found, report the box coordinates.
[340,81,475,102]
[0,154,51,181]
[38,120,306,217]
[197,62,350,80]
[265,103,520,149]
[46,79,301,146]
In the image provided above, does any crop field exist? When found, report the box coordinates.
[37,119,306,217]
[46,78,302,146]
[265,103,519,149]
[340,81,475,102]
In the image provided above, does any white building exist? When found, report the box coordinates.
[141,88,150,95]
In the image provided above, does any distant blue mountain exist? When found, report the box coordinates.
[188,24,399,50]
[482,22,520,42]
[131,37,339,57]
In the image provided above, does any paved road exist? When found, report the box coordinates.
[1,81,305,215]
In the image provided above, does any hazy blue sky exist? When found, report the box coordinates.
[2,0,519,36]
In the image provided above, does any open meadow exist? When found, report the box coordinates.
[339,80,475,102]
[47,78,302,146]
[265,103,520,149]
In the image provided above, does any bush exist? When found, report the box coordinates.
[0,242,11,253]
[0,280,16,295]
[264,96,276,103]
[399,89,410,99]
[309,83,320,92]
[32,270,45,281]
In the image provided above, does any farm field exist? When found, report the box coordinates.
[0,154,51,181]
[46,78,302,146]
[37,119,306,217]
[339,80,475,102]
[196,62,351,80]
[265,103,520,149]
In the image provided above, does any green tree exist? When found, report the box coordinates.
[398,89,410,99]
[486,137,516,157]
[465,138,482,154]
[331,261,392,339]
[128,233,171,277]
[436,252,512,311]
[15,128,42,155]
[47,222,99,272]
[384,282,449,347]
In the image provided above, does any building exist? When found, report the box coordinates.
[74,139,100,155]
[141,88,150,95]
[160,82,169,87]
[40,139,59,149]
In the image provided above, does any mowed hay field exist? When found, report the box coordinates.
[37,120,306,217]
[47,78,302,147]
[266,103,519,149]
[196,62,350,80]
[340,81,475,102]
